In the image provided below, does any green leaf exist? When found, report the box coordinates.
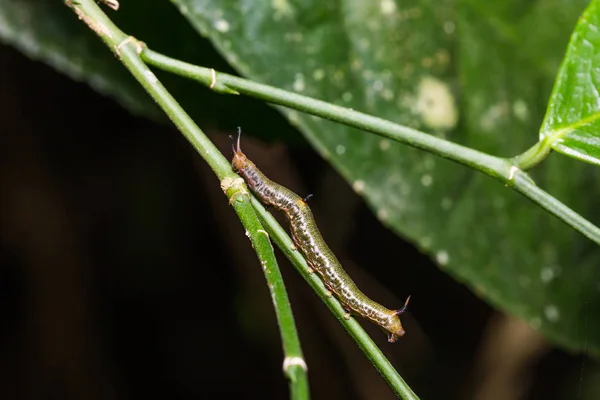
[540,0,600,165]
[0,0,157,117]
[0,0,294,141]
[3,0,600,356]
[170,0,600,355]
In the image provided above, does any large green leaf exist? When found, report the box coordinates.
[0,0,293,141]
[540,0,600,166]
[0,0,156,117]
[2,0,599,355]
[170,0,600,355]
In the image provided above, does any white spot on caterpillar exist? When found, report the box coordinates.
[283,356,308,372]
[293,73,305,92]
[353,180,366,194]
[513,99,529,121]
[435,250,449,266]
[336,145,346,155]
[421,174,433,186]
[144,70,157,84]
[380,0,397,15]
[415,76,458,130]
[379,139,391,151]
[544,305,560,322]
[214,19,230,32]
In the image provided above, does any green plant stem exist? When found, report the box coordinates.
[141,49,600,247]
[65,1,309,399]
[511,138,554,170]
[250,197,419,400]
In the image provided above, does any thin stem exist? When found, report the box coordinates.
[65,1,309,398]
[141,49,600,247]
[229,185,310,400]
[142,49,507,179]
[250,196,419,400]
[511,138,554,170]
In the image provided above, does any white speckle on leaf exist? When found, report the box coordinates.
[415,76,458,130]
[272,0,293,20]
[382,89,394,100]
[443,21,455,34]
[333,69,345,83]
[540,265,561,283]
[379,139,391,151]
[380,0,397,15]
[214,19,230,32]
[373,80,384,91]
[420,236,432,248]
[287,111,300,125]
[377,208,389,221]
[313,69,325,81]
[293,73,305,92]
[284,32,303,42]
[544,305,560,322]
[434,49,450,67]
[513,99,529,121]
[480,102,509,131]
[530,317,542,329]
[336,145,346,155]
[436,250,449,266]
[342,92,353,102]
[358,38,370,50]
[441,197,453,210]
[421,174,433,186]
[353,180,366,194]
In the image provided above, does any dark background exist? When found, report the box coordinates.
[0,43,595,400]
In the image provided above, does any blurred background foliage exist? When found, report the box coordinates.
[1,0,600,399]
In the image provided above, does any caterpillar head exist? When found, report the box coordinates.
[385,295,411,343]
[230,127,248,172]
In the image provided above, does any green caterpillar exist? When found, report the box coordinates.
[231,130,410,342]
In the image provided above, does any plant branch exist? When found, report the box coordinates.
[65,1,309,399]
[141,49,600,247]
[250,196,419,400]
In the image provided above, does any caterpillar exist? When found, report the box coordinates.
[231,129,410,343]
